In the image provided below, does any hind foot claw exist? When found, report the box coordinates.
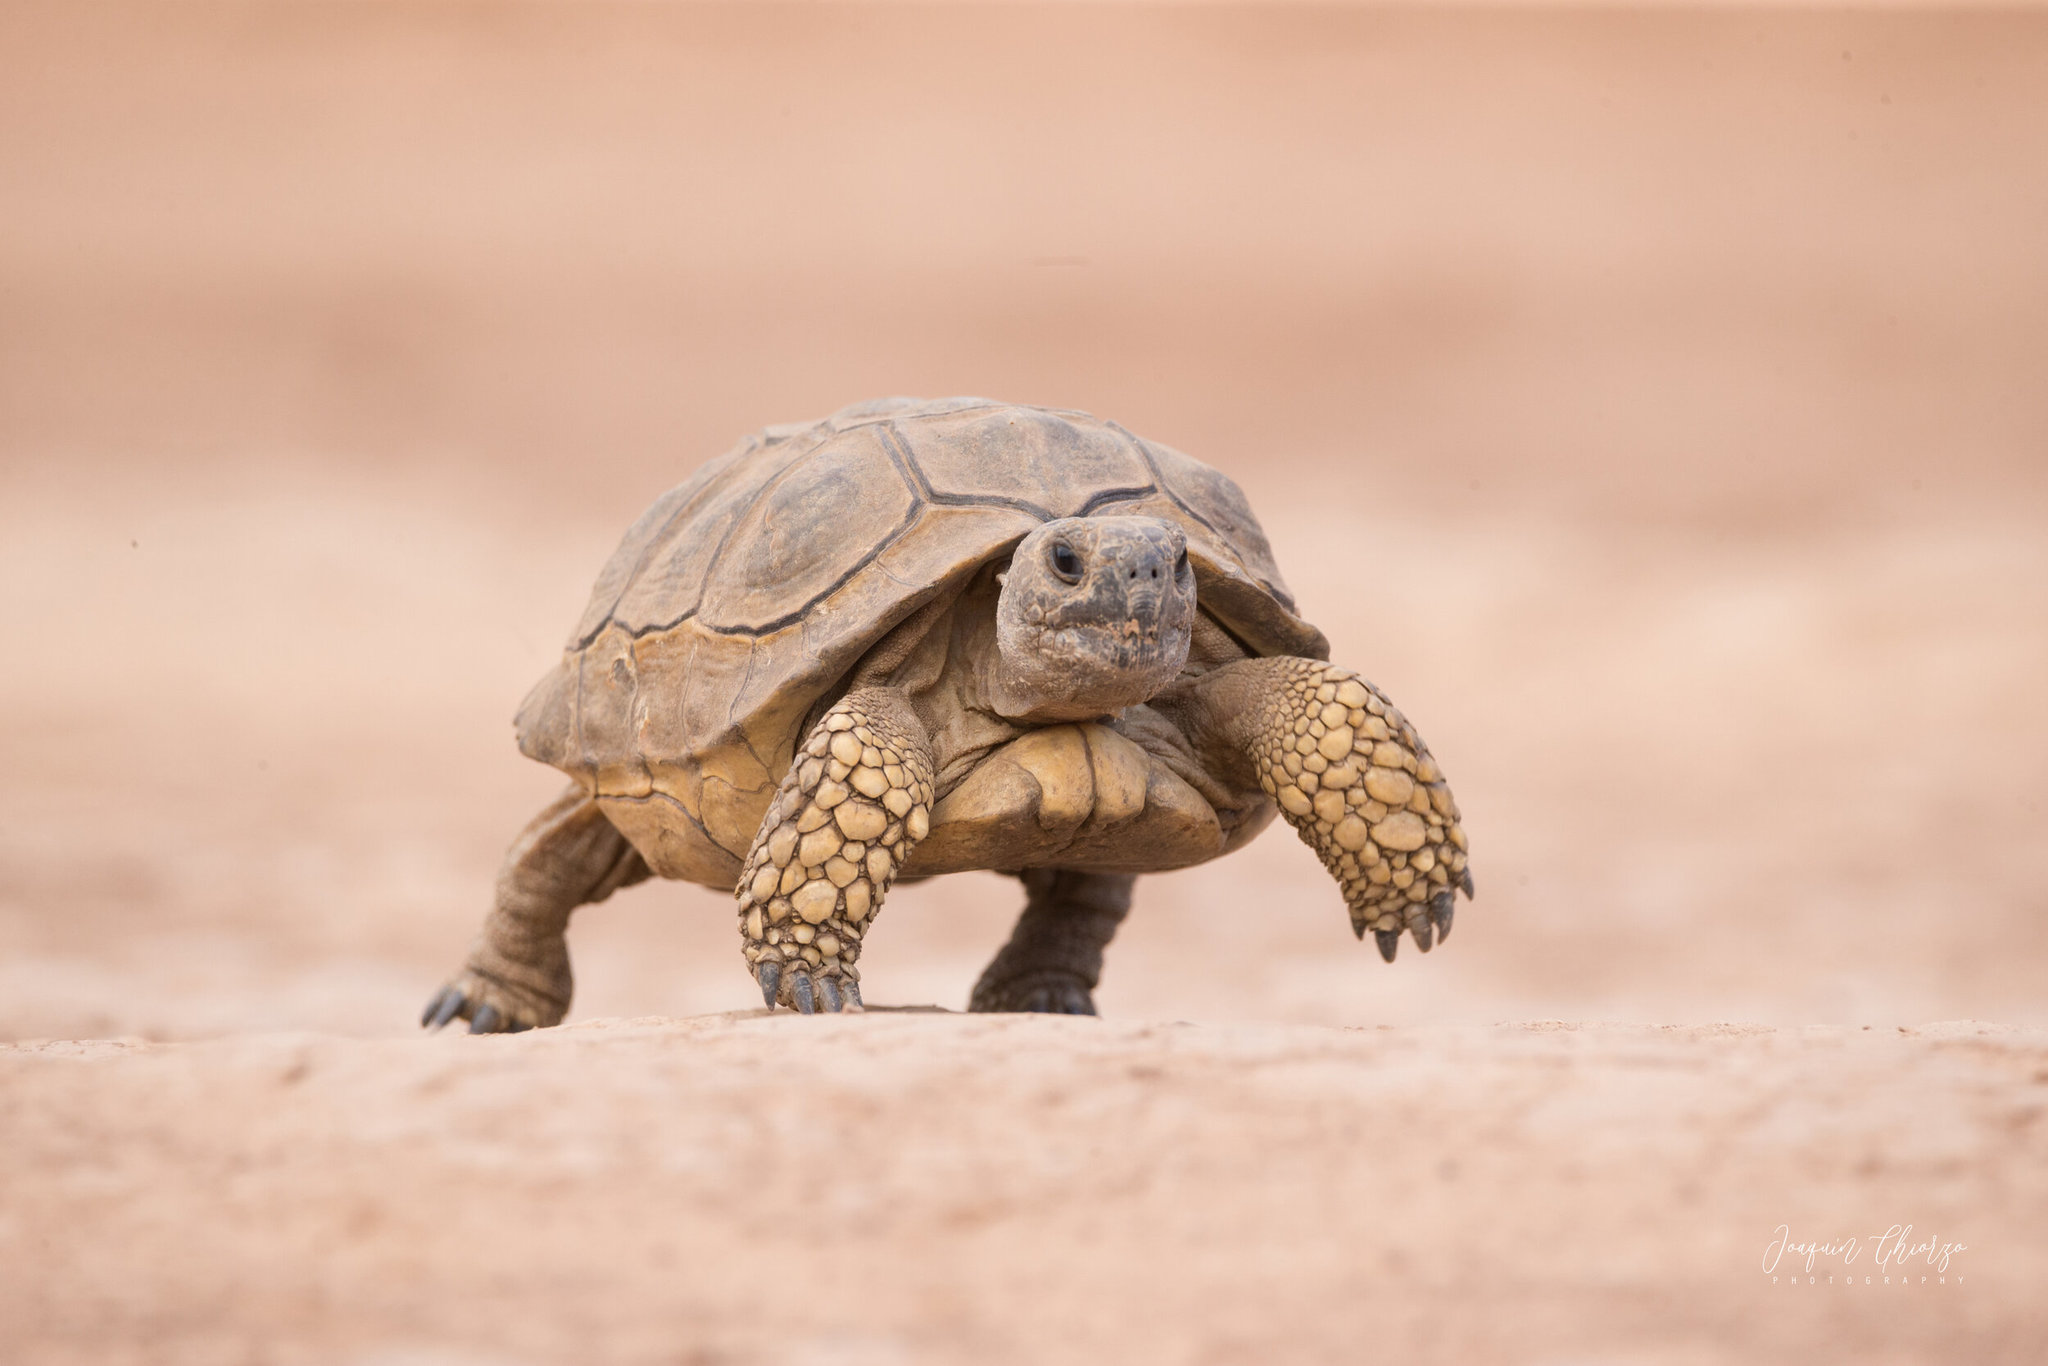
[419,969,556,1034]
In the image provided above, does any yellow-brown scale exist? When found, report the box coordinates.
[734,690,936,1006]
[1242,659,1469,950]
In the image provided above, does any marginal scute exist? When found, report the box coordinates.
[1143,437,1290,605]
[593,791,740,888]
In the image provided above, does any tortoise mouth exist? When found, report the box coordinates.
[1041,617,1187,664]
[996,618,1192,722]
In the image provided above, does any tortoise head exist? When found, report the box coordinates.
[989,516,1196,721]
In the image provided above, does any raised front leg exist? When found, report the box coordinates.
[422,784,650,1033]
[736,687,937,1013]
[970,869,1135,1015]
[1160,657,1472,960]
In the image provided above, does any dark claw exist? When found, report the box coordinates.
[1350,916,1369,941]
[843,979,863,1011]
[506,1019,534,1034]
[424,988,464,1031]
[1021,986,1051,1012]
[757,961,783,1010]
[1062,991,1096,1016]
[791,971,815,1015]
[1375,929,1400,963]
[1412,918,1435,953]
[1460,868,1475,899]
[469,1004,502,1034]
[1431,891,1456,943]
[818,976,843,1013]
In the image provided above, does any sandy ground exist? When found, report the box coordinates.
[4,1017,2044,1365]
[2,3,2046,1361]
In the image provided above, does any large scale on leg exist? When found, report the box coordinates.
[426,398,1473,1028]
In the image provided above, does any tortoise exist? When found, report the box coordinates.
[424,396,1471,1029]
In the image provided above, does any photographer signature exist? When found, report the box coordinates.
[1762,1224,1966,1274]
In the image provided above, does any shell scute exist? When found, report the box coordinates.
[696,427,918,634]
[896,405,1155,518]
[1136,435,1309,618]
[586,434,811,645]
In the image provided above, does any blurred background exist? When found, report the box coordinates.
[2,0,2043,1041]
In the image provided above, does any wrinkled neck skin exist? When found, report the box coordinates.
[986,516,1196,723]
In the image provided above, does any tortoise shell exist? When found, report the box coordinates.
[515,397,1328,887]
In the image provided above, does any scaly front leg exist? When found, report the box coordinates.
[735,687,937,1012]
[1160,657,1472,960]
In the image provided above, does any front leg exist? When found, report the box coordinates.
[1159,657,1472,960]
[735,687,937,1013]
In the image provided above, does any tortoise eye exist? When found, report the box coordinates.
[1049,541,1083,583]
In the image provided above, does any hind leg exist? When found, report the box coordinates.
[422,783,649,1034]
[969,869,1134,1016]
